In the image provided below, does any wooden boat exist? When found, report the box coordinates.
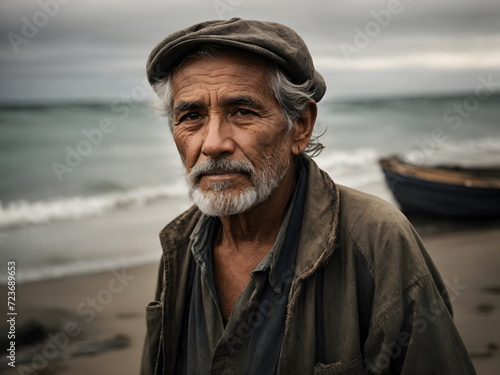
[379,156,500,219]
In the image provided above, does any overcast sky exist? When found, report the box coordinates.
[1,0,499,103]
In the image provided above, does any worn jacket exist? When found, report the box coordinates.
[142,157,476,374]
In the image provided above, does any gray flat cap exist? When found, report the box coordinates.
[146,18,326,102]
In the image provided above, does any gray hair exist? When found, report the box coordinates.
[151,47,325,157]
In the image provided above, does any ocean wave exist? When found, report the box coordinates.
[317,137,500,172]
[0,183,186,229]
[316,148,380,171]
[3,139,498,229]
[405,136,500,166]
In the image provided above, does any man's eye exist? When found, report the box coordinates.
[235,109,255,116]
[180,112,202,122]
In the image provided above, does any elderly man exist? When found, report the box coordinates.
[142,18,475,375]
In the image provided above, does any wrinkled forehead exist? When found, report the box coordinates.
[170,48,276,101]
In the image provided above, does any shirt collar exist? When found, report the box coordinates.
[190,209,292,295]
[251,198,294,293]
[190,214,217,277]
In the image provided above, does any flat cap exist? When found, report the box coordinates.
[146,18,326,102]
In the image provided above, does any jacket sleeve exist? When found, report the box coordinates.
[140,256,165,375]
[363,274,476,374]
[361,220,476,375]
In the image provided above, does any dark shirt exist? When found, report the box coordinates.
[176,162,308,374]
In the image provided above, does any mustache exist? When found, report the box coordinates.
[187,157,255,185]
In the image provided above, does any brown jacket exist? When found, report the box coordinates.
[142,157,476,374]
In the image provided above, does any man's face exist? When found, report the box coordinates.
[170,51,295,216]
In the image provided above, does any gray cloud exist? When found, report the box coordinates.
[1,0,499,102]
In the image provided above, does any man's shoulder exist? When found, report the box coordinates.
[337,184,409,228]
[336,184,427,271]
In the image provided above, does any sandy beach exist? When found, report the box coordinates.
[1,223,499,375]
[1,262,158,375]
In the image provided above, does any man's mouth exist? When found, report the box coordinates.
[200,169,249,177]
[194,169,251,188]
[203,169,233,176]
[188,158,255,187]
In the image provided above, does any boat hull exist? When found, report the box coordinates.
[381,165,500,219]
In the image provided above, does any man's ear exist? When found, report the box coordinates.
[291,99,317,155]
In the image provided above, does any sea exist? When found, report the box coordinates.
[1,94,500,284]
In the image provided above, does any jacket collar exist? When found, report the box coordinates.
[293,156,340,280]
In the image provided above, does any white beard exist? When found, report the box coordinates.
[186,149,290,217]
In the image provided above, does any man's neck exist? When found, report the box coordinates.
[211,162,298,320]
[215,163,297,256]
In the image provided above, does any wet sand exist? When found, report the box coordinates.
[0,263,158,374]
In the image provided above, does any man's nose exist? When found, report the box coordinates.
[201,116,235,158]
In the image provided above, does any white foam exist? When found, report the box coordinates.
[316,148,380,172]
[405,136,500,166]
[0,183,187,229]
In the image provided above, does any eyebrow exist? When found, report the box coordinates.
[173,96,266,116]
[221,96,265,111]
[173,101,203,116]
